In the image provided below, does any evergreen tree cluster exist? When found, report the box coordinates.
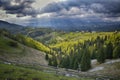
[47,32,120,71]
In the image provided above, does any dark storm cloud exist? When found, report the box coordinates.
[0,0,36,17]
[40,0,120,18]
[40,2,64,13]
[0,0,120,18]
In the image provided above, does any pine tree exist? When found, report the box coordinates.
[91,50,96,59]
[45,54,49,60]
[73,58,78,70]
[65,56,70,68]
[60,56,70,68]
[69,55,74,69]
[52,56,58,67]
[48,58,52,66]
[97,45,106,63]
[81,48,91,71]
[105,42,113,59]
[95,36,106,64]
[113,45,120,59]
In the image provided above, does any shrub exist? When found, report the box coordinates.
[8,40,18,47]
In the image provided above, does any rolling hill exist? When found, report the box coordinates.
[0,31,48,66]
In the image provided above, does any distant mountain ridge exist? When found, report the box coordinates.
[0,20,25,33]
[0,20,120,32]
[26,18,120,31]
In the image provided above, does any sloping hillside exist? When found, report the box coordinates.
[0,35,48,66]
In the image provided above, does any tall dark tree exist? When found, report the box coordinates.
[95,36,106,63]
[97,45,106,64]
[60,56,70,68]
[105,42,113,59]
[81,48,91,71]
[45,54,49,60]
[113,45,120,59]
[91,49,96,59]
[69,54,74,69]
[52,56,58,67]
[73,59,78,70]
[48,58,52,66]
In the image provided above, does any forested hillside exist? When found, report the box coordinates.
[44,31,120,71]
[15,28,120,71]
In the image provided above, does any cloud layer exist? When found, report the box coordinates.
[0,0,120,26]
[0,0,36,17]
[40,0,120,18]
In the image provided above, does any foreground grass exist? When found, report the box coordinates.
[0,63,94,80]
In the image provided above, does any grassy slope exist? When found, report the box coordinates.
[15,34,50,53]
[0,63,73,80]
[0,36,48,65]
[0,62,95,80]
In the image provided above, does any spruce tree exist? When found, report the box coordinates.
[65,56,70,68]
[96,36,106,64]
[45,54,49,60]
[60,56,70,68]
[73,58,78,70]
[105,42,113,59]
[69,55,74,69]
[53,56,58,67]
[48,58,52,66]
[81,48,91,71]
[91,50,96,59]
[97,45,106,63]
[113,45,120,58]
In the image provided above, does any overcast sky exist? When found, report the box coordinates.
[0,0,120,26]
